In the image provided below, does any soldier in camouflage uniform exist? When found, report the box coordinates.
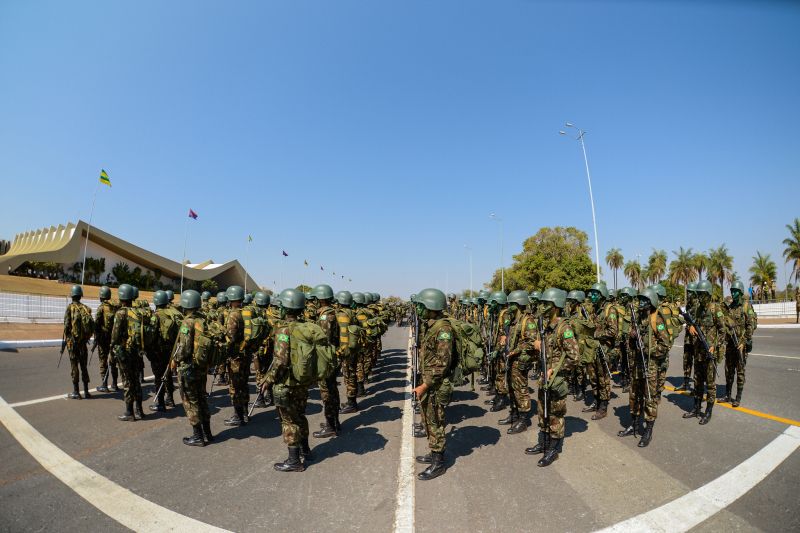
[336,291,360,414]
[173,290,212,446]
[615,287,637,393]
[200,291,212,312]
[149,290,181,412]
[259,289,317,472]
[524,288,579,467]
[682,280,727,425]
[352,292,374,395]
[412,288,455,480]
[212,291,229,385]
[565,290,594,403]
[584,283,616,420]
[62,285,94,399]
[303,291,318,322]
[312,284,341,438]
[618,288,675,447]
[222,285,248,426]
[497,290,537,435]
[719,281,757,407]
[675,282,698,392]
[110,284,145,420]
[249,291,272,409]
[485,292,509,412]
[94,285,117,392]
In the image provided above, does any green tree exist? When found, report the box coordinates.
[749,252,777,298]
[296,284,312,293]
[605,248,624,291]
[646,249,667,285]
[201,279,219,294]
[624,260,643,290]
[708,244,734,293]
[669,247,695,300]
[693,252,708,281]
[783,217,800,283]
[487,227,596,292]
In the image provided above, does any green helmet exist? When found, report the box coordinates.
[609,289,618,300]
[687,282,698,293]
[364,293,373,304]
[730,280,745,294]
[619,287,637,300]
[373,293,381,302]
[254,291,270,307]
[166,290,175,302]
[589,282,609,299]
[488,291,508,305]
[541,287,567,309]
[226,285,244,302]
[70,285,83,298]
[352,292,367,305]
[507,290,530,306]
[410,294,416,303]
[335,291,353,306]
[243,294,253,305]
[180,290,202,310]
[416,288,446,311]
[649,284,666,300]
[278,288,305,310]
[132,286,139,300]
[696,280,713,295]
[470,297,479,306]
[270,294,282,307]
[118,284,135,301]
[305,291,316,302]
[216,291,228,304]
[201,291,211,301]
[639,287,659,309]
[477,289,490,302]
[99,286,111,300]
[311,284,334,300]
[566,290,585,303]
[153,290,169,307]
[529,291,542,302]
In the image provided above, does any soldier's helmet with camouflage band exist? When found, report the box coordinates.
[638,287,659,310]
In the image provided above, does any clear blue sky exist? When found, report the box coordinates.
[1,1,798,296]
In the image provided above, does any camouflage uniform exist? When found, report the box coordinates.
[723,298,757,403]
[492,308,510,397]
[565,304,596,399]
[225,307,249,412]
[680,293,698,388]
[690,301,727,406]
[499,309,537,415]
[535,318,579,439]
[152,306,182,406]
[316,304,341,421]
[94,299,117,386]
[336,306,358,400]
[110,306,142,406]
[63,301,93,387]
[174,312,210,427]
[420,317,455,453]
[355,306,375,387]
[628,308,673,423]
[589,302,617,406]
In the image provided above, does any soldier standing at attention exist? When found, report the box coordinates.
[213,291,229,385]
[94,285,117,392]
[412,288,455,480]
[524,288,579,467]
[312,284,341,438]
[223,285,248,427]
[497,290,537,435]
[675,282,698,392]
[336,291,360,415]
[200,291,212,312]
[486,291,509,413]
[149,290,181,412]
[249,291,272,409]
[352,292,373,396]
[564,290,594,403]
[682,280,727,425]
[720,281,757,407]
[110,284,144,420]
[62,284,94,399]
[585,283,616,420]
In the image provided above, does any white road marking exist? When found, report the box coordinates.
[596,424,800,533]
[0,394,230,532]
[749,353,800,360]
[9,375,156,408]
[392,330,415,533]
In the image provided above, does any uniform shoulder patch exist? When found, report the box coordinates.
[716,311,723,317]
[657,323,665,331]
[320,314,327,320]
[527,322,537,330]
[563,329,574,339]
[609,313,617,320]
[277,333,290,343]
[437,331,452,341]
[180,325,190,335]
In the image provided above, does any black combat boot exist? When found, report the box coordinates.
[97,375,109,392]
[732,387,743,408]
[638,420,654,448]
[301,437,313,461]
[479,383,494,392]
[224,406,244,427]
[525,432,547,454]
[498,407,518,425]
[202,420,214,443]
[537,438,560,467]
[313,416,337,438]
[484,393,498,406]
[118,401,134,421]
[82,382,92,399]
[134,400,146,419]
[478,376,489,386]
[699,403,713,425]
[111,369,120,391]
[591,400,608,420]
[68,382,81,399]
[413,424,427,438]
[582,401,597,413]
[274,447,304,472]
[683,399,701,418]
[164,393,175,408]
[415,453,433,464]
[264,389,274,406]
[417,451,447,480]
[340,397,358,414]
[618,416,638,437]
[357,381,366,397]
[575,383,585,401]
[182,424,205,447]
[507,417,527,435]
[490,395,509,413]
[250,395,267,409]
[149,389,166,412]
[719,382,732,403]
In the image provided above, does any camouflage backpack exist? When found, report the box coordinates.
[126,307,158,355]
[69,303,94,343]
[242,306,269,348]
[281,322,337,386]
[439,317,485,386]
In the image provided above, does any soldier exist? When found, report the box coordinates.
[618,288,675,447]
[173,290,213,446]
[616,287,637,393]
[485,291,509,413]
[352,292,374,395]
[165,289,177,310]
[675,282,698,392]
[259,289,321,472]
[720,281,757,407]
[304,291,318,322]
[223,285,248,427]
[213,291,229,385]
[336,291,360,414]
[497,290,536,435]
[447,293,458,317]
[564,290,594,403]
[62,285,94,399]
[131,286,150,385]
[412,288,455,480]
[149,290,181,412]
[584,283,616,420]
[312,284,341,438]
[94,285,117,392]
[367,292,386,369]
[682,280,727,425]
[110,284,145,420]
[249,291,272,409]
[524,288,579,467]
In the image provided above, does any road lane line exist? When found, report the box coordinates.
[0,394,230,532]
[663,385,800,427]
[596,425,800,532]
[392,330,414,533]
[749,352,800,360]
[9,375,156,408]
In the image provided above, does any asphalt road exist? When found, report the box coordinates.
[0,326,798,532]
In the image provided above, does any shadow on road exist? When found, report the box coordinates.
[447,425,502,463]
[447,403,487,423]
[307,426,388,465]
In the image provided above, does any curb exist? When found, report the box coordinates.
[757,324,800,329]
[0,339,62,350]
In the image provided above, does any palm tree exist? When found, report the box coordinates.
[669,247,694,300]
[646,249,668,285]
[605,248,624,291]
[749,251,777,300]
[693,252,708,281]
[783,218,800,283]
[624,260,643,290]
[708,244,734,293]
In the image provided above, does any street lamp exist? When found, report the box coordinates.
[464,244,473,297]
[489,213,505,292]
[560,122,601,282]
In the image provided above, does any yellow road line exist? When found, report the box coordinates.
[663,385,800,427]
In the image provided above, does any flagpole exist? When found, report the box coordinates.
[80,181,100,286]
[244,237,249,293]
[180,216,189,293]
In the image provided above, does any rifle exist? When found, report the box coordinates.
[580,305,613,380]
[153,340,182,402]
[485,311,497,385]
[58,331,67,368]
[411,307,421,432]
[680,308,718,375]
[628,303,652,403]
[537,316,549,437]
[502,321,514,408]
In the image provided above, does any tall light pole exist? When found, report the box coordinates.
[489,213,505,292]
[464,244,473,296]
[560,123,601,282]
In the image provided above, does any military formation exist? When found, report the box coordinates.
[61,278,756,479]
